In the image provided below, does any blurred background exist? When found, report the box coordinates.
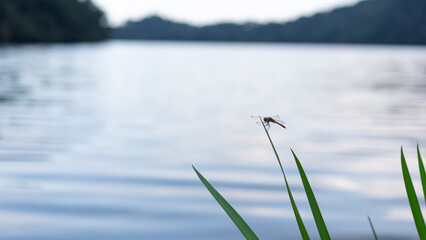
[0,0,426,239]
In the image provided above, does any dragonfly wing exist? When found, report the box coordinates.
[255,121,270,127]
[265,121,270,129]
[274,119,286,125]
[251,115,265,124]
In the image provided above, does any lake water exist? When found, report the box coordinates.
[0,41,426,240]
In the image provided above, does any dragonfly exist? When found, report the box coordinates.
[251,115,286,130]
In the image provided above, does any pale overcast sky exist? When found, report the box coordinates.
[93,0,360,27]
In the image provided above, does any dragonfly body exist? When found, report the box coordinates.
[263,117,286,129]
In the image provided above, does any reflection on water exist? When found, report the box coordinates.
[0,41,425,239]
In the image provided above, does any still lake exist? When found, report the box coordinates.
[0,41,426,239]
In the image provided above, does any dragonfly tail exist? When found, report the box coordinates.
[272,119,286,129]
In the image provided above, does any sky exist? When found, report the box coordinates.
[92,0,360,27]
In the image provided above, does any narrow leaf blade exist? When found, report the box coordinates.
[367,216,378,240]
[193,166,259,240]
[291,150,331,240]
[260,117,310,240]
[401,147,426,240]
[417,144,426,205]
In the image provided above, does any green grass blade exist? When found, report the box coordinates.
[291,150,331,240]
[259,117,310,240]
[401,147,426,240]
[417,144,426,204]
[367,216,378,240]
[192,166,259,240]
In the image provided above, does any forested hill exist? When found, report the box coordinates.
[113,0,426,45]
[0,0,108,43]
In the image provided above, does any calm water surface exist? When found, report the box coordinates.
[0,41,426,239]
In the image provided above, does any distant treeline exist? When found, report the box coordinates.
[1,0,425,45]
[114,0,426,45]
[0,0,108,43]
